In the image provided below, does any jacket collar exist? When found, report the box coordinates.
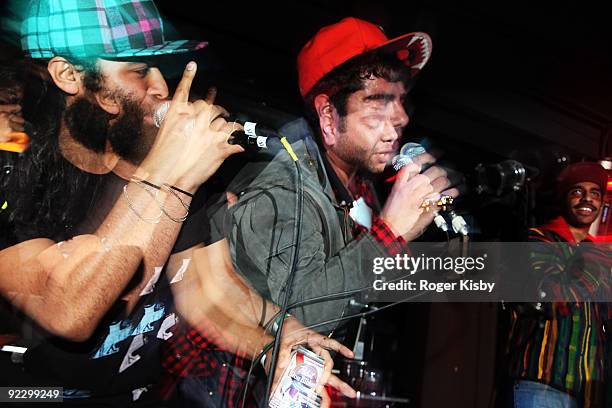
[540,215,595,243]
[279,118,338,204]
[279,118,376,209]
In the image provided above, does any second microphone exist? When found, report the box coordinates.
[153,101,277,151]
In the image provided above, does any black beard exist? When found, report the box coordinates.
[565,216,594,229]
[64,96,109,153]
[64,95,147,164]
[107,99,148,164]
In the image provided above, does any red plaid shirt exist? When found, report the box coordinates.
[349,175,408,255]
[367,216,408,255]
[161,322,256,407]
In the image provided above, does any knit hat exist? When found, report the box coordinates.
[557,161,608,196]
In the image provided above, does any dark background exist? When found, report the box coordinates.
[153,0,612,160]
[2,1,611,406]
[3,0,610,219]
[152,0,612,238]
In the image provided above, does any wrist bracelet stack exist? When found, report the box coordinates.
[122,177,192,223]
[139,179,194,198]
[122,183,163,224]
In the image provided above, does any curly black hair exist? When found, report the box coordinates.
[0,59,105,245]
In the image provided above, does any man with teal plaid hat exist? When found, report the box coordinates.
[0,1,354,406]
[0,0,246,405]
[21,0,207,59]
[18,0,211,162]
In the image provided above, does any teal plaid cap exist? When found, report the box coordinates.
[21,0,207,59]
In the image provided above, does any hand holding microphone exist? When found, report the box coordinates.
[402,145,467,235]
[381,143,461,240]
[155,98,287,155]
[140,63,244,193]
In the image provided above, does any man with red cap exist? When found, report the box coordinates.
[506,162,611,408]
[216,18,457,342]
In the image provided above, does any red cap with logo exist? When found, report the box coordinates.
[297,17,433,97]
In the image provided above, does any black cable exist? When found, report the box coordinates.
[240,297,404,407]
[239,230,454,406]
[249,290,431,369]
[300,290,430,332]
[287,269,431,309]
[237,146,457,405]
[239,134,303,408]
[263,142,304,405]
[240,250,458,404]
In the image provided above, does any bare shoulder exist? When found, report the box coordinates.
[0,238,56,268]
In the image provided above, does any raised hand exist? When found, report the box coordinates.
[140,62,243,192]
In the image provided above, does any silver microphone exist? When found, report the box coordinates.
[391,142,426,171]
[153,101,171,128]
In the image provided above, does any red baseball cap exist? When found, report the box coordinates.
[297,17,432,97]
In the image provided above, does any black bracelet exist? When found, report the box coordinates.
[138,179,161,191]
[258,300,267,327]
[133,178,194,198]
[165,184,194,198]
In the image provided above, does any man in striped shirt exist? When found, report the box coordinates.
[507,161,610,408]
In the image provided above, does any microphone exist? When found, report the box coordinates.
[226,119,277,151]
[391,143,468,235]
[391,142,426,171]
[153,101,278,151]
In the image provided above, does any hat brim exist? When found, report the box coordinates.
[376,32,433,76]
[99,40,208,59]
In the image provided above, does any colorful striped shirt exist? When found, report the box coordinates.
[507,216,611,407]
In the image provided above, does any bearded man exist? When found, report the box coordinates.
[0,1,355,406]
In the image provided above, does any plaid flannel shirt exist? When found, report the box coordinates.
[161,322,255,407]
[348,175,408,256]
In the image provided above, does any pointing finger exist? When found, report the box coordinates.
[172,62,197,103]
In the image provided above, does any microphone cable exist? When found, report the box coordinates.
[248,288,432,381]
[262,130,303,406]
[240,237,454,407]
